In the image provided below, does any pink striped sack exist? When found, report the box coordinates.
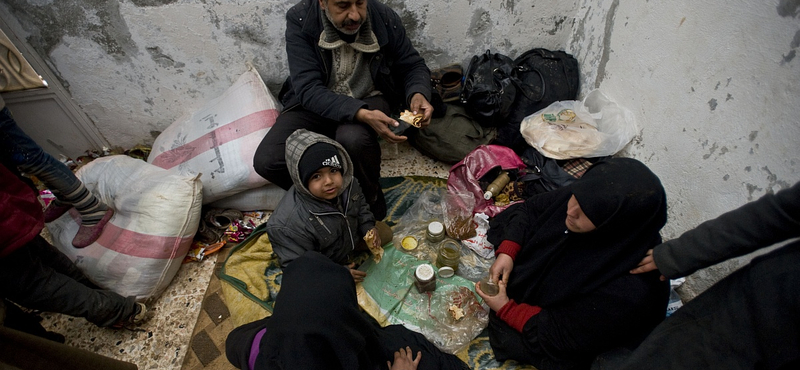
[48,155,203,300]
[148,66,280,204]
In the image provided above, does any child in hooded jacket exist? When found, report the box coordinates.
[265,129,381,281]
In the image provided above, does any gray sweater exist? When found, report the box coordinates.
[654,182,800,278]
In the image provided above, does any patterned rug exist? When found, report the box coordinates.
[217,176,533,369]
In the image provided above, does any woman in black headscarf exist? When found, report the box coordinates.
[475,158,669,370]
[226,251,469,370]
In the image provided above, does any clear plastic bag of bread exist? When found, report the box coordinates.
[442,192,476,240]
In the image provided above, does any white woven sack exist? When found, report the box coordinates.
[47,155,203,300]
[148,65,280,203]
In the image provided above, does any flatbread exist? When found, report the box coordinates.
[399,110,423,127]
[364,228,383,263]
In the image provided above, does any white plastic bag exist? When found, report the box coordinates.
[461,213,494,259]
[520,89,638,159]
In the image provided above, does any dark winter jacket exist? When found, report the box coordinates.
[265,129,375,268]
[279,0,431,122]
[654,181,800,279]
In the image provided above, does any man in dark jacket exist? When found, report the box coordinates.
[253,0,433,220]
[625,182,800,369]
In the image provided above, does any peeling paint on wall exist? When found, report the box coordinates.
[594,0,618,88]
[776,0,800,17]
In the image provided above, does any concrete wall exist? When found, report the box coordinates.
[570,0,800,296]
[1,0,798,297]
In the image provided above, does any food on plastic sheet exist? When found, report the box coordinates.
[448,304,465,321]
[443,192,477,240]
[399,110,424,127]
[363,228,383,263]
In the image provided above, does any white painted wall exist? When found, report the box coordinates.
[1,0,798,295]
[570,0,800,296]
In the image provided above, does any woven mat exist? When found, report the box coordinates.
[217,176,533,369]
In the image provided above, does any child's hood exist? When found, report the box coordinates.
[285,129,354,198]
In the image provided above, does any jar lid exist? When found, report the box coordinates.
[401,236,418,251]
[416,264,435,280]
[438,266,455,278]
[427,221,444,235]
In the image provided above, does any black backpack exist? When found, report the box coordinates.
[460,50,517,127]
[507,48,580,124]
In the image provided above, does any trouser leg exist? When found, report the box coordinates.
[620,242,800,370]
[0,236,135,327]
[252,97,388,219]
[0,107,108,225]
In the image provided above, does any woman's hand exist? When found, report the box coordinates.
[387,346,421,370]
[490,253,514,284]
[630,249,666,281]
[475,280,510,312]
[347,262,367,283]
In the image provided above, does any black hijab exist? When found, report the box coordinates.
[488,158,668,307]
[240,251,469,370]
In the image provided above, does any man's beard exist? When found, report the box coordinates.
[323,7,362,35]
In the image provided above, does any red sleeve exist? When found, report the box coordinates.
[496,299,542,332]
[496,240,521,260]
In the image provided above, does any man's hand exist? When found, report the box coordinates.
[355,108,407,143]
[630,249,666,281]
[476,279,510,312]
[347,262,367,283]
[387,346,421,370]
[490,253,514,285]
[409,93,433,129]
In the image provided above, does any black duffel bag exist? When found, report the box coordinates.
[460,50,517,127]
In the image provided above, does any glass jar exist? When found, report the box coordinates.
[478,275,499,296]
[435,240,461,273]
[426,221,445,243]
[414,263,436,293]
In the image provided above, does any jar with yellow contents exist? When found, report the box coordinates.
[435,239,461,273]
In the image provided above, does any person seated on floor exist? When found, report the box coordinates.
[475,157,670,370]
[621,181,800,370]
[265,129,386,282]
[0,161,147,336]
[0,95,114,248]
[225,251,469,370]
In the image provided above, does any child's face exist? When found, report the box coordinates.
[307,166,343,200]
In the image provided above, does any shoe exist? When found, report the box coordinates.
[204,208,243,229]
[43,202,72,223]
[431,64,463,102]
[111,302,147,329]
[196,221,225,244]
[72,208,114,248]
